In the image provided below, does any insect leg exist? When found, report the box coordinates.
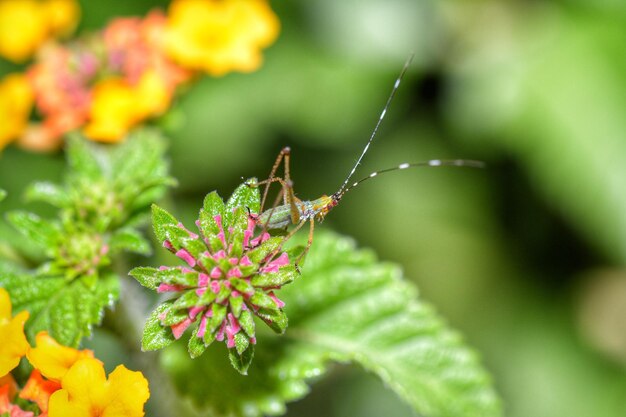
[267,148,300,224]
[294,217,315,267]
[256,147,301,226]
[262,217,308,272]
[258,147,291,213]
[260,178,287,233]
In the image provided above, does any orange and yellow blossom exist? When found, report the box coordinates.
[104,11,191,91]
[0,288,30,377]
[0,74,34,150]
[26,43,93,150]
[165,0,280,76]
[0,291,149,416]
[27,332,95,382]
[0,0,80,62]
[83,70,171,142]
[48,358,149,417]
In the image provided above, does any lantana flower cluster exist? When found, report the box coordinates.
[0,0,79,63]
[0,288,150,417]
[131,182,298,374]
[27,11,191,147]
[0,0,280,151]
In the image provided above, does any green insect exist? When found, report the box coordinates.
[253,56,483,264]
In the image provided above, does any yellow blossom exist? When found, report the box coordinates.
[0,0,80,62]
[0,288,30,377]
[0,73,34,150]
[84,71,171,142]
[48,358,149,417]
[27,331,94,382]
[165,0,280,76]
[43,0,80,37]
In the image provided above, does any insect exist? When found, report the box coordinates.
[253,55,483,265]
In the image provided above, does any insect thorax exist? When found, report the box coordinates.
[309,195,337,222]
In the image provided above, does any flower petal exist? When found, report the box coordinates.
[164,0,280,75]
[101,365,149,417]
[0,289,30,377]
[48,358,107,417]
[27,331,94,382]
[19,369,61,412]
[48,358,149,417]
[0,73,34,149]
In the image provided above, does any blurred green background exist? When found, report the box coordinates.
[2,1,626,416]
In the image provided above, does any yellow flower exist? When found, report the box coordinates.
[48,358,149,417]
[83,71,171,142]
[0,0,80,62]
[0,73,34,150]
[43,0,80,37]
[165,0,280,76]
[27,331,94,382]
[0,288,30,377]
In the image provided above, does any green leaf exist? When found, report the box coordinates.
[111,130,174,211]
[198,191,225,236]
[256,308,287,334]
[143,302,177,351]
[230,294,244,317]
[158,268,198,287]
[162,308,188,326]
[189,325,207,359]
[162,223,206,258]
[0,189,6,202]
[111,129,168,185]
[224,179,260,227]
[151,204,179,244]
[163,232,501,417]
[1,271,120,347]
[66,135,103,181]
[109,228,152,255]
[172,290,200,310]
[228,207,249,258]
[250,267,296,287]
[246,236,284,264]
[249,291,279,310]
[25,182,69,207]
[129,267,160,290]
[6,211,60,253]
[228,336,254,375]
[238,309,255,338]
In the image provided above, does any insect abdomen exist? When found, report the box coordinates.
[257,204,295,229]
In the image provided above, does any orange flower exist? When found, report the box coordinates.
[104,11,191,90]
[0,288,30,377]
[0,74,34,150]
[83,70,171,142]
[0,374,18,401]
[48,358,149,417]
[27,332,94,382]
[0,383,34,417]
[165,0,280,76]
[0,0,80,62]
[19,370,61,413]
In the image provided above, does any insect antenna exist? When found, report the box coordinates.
[335,159,485,199]
[336,54,415,196]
